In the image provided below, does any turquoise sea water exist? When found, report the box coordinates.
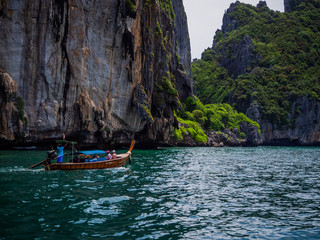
[0,147,320,239]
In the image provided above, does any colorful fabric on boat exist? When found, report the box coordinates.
[86,157,107,162]
[57,146,64,163]
[77,150,106,156]
[57,146,64,157]
[57,156,63,163]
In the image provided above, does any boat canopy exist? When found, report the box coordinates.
[76,150,107,156]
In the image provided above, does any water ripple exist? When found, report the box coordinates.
[1,147,320,239]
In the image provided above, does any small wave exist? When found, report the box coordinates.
[75,179,95,183]
[0,166,44,173]
[13,146,38,150]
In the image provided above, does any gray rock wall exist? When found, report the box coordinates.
[0,0,192,147]
[246,97,320,145]
[0,70,23,141]
[215,2,256,78]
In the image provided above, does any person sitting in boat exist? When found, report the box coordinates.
[106,151,112,160]
[111,150,117,159]
[93,154,99,159]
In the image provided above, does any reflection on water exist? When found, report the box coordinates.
[0,147,320,239]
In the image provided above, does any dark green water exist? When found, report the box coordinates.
[1,147,320,239]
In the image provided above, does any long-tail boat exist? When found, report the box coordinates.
[26,140,135,171]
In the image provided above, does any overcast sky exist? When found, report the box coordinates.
[182,0,284,59]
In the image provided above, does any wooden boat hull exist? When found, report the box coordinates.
[44,153,131,171]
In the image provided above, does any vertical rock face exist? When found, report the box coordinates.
[0,69,23,142]
[219,35,254,78]
[0,0,192,147]
[246,97,320,145]
[214,2,256,78]
[221,1,241,34]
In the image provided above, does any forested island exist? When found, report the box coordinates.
[0,0,319,148]
[174,0,320,146]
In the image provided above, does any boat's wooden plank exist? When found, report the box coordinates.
[45,153,130,170]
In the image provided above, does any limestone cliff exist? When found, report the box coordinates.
[208,0,320,146]
[0,69,24,142]
[213,1,259,78]
[246,97,320,146]
[0,0,192,148]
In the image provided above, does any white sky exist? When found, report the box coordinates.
[182,0,284,59]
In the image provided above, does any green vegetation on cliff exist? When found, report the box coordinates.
[160,0,175,23]
[125,0,137,18]
[193,1,320,126]
[15,96,28,127]
[173,96,260,143]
